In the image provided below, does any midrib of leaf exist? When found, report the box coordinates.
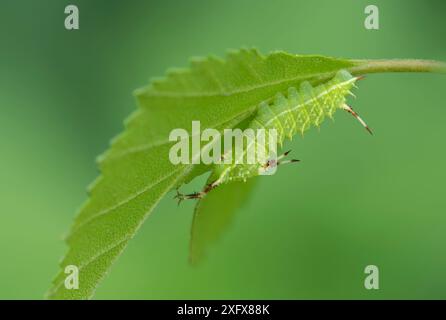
[139,69,348,98]
[67,167,184,237]
[49,236,130,297]
[48,171,184,299]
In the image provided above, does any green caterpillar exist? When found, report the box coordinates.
[176,70,369,202]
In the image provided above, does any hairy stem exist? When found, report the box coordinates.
[349,59,446,75]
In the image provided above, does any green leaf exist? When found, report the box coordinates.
[190,178,257,265]
[52,49,434,299]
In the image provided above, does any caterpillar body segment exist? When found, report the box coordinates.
[252,70,356,141]
[175,70,366,202]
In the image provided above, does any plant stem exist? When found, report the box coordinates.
[349,59,446,75]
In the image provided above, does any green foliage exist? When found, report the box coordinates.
[47,48,443,299]
[190,178,257,265]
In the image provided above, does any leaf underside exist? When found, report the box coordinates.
[47,49,359,299]
[190,178,257,265]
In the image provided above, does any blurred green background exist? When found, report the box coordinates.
[1,0,445,299]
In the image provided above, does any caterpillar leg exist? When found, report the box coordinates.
[278,159,301,166]
[342,104,373,135]
[278,150,300,166]
[175,182,219,205]
[262,150,300,170]
[174,189,202,205]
